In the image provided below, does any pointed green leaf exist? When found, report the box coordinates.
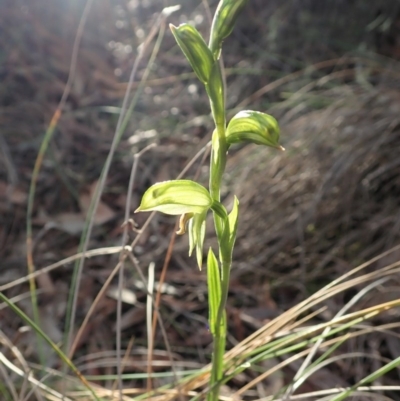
[135,180,212,215]
[226,110,284,149]
[188,211,207,269]
[170,23,214,84]
[196,220,206,269]
[207,248,221,335]
[228,196,239,249]
[218,197,239,264]
[188,217,195,256]
[209,0,248,59]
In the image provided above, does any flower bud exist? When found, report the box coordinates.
[209,0,248,59]
[135,180,212,215]
[170,23,214,84]
[226,110,283,150]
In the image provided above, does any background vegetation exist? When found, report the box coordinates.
[1,0,400,399]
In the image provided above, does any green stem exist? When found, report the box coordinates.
[209,128,227,242]
[206,29,229,401]
[208,258,231,401]
[208,124,230,401]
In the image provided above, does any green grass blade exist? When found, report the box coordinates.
[330,356,400,401]
[207,248,221,336]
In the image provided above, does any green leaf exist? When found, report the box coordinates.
[209,0,248,59]
[226,110,284,149]
[135,180,212,215]
[188,211,207,269]
[207,248,221,336]
[219,196,239,264]
[228,196,239,249]
[170,23,214,84]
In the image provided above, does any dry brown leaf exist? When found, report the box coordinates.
[79,181,116,225]
[0,181,27,205]
[52,212,87,235]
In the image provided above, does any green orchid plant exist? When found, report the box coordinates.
[135,1,283,399]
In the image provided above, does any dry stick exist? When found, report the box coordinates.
[25,0,94,371]
[68,258,124,359]
[118,143,156,399]
[111,337,135,394]
[146,262,156,394]
[201,0,213,24]
[0,246,132,292]
[66,9,168,362]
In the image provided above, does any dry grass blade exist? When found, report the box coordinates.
[0,246,133,292]
[285,276,391,397]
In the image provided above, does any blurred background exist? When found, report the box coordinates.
[1,0,400,395]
